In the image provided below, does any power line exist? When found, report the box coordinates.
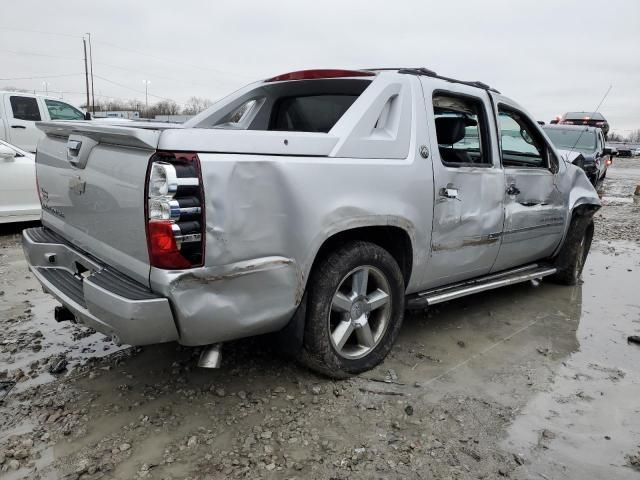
[93,74,181,104]
[92,39,251,81]
[0,73,84,81]
[0,26,84,39]
[92,60,219,87]
[1,26,247,82]
[0,49,80,61]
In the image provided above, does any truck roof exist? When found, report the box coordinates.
[264,68,500,94]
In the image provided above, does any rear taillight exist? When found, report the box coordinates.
[145,152,205,269]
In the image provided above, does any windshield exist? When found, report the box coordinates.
[544,128,596,153]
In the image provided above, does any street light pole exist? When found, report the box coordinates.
[142,80,151,118]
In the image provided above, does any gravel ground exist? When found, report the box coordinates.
[1,158,640,479]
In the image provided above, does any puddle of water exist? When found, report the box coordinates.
[503,244,640,479]
[1,235,127,392]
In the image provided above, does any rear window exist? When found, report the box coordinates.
[544,127,596,153]
[10,96,41,121]
[199,79,371,133]
[270,95,358,133]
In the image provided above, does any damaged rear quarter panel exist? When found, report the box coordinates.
[150,152,433,346]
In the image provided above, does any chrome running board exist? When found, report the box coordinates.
[406,264,556,309]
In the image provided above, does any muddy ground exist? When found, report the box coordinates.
[1,159,640,480]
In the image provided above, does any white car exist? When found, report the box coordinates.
[0,91,89,152]
[634,148,640,157]
[0,140,40,223]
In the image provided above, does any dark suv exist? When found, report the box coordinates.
[543,124,613,185]
[551,112,609,139]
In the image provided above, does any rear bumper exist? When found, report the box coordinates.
[22,227,179,345]
[22,227,302,347]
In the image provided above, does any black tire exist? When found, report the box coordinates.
[298,241,405,379]
[551,216,594,286]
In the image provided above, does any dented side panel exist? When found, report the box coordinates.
[492,168,566,271]
[155,153,433,345]
[419,79,505,287]
[151,76,434,346]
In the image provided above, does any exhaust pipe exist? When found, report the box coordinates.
[198,343,222,368]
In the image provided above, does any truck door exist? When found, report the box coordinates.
[489,95,564,272]
[3,94,44,152]
[420,80,505,286]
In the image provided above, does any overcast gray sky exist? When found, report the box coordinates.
[1,0,638,134]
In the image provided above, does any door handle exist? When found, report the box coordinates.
[439,186,459,199]
[506,184,520,196]
[11,125,26,129]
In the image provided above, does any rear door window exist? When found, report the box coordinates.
[269,95,358,133]
[432,93,492,166]
[10,96,41,121]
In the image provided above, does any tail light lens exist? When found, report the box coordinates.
[145,152,205,269]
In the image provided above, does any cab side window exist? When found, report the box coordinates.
[45,99,85,121]
[498,107,547,168]
[10,96,41,121]
[433,93,491,166]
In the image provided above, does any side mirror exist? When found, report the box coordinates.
[84,112,92,120]
[548,149,559,174]
[520,128,535,145]
[0,145,16,161]
[572,155,585,169]
[603,147,616,156]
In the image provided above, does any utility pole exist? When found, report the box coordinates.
[86,32,96,114]
[83,38,90,113]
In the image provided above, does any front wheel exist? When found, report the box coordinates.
[551,217,594,286]
[298,241,405,378]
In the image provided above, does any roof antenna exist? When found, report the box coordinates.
[567,84,612,156]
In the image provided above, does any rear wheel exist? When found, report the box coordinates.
[551,217,594,286]
[298,241,405,378]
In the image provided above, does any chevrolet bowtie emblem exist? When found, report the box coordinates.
[69,176,86,195]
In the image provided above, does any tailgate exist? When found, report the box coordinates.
[35,121,176,286]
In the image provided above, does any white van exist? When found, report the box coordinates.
[0,91,88,152]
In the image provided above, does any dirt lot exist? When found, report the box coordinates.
[1,159,640,480]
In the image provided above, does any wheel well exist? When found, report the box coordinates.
[312,226,413,286]
[571,203,600,219]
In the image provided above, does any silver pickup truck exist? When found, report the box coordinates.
[22,68,600,378]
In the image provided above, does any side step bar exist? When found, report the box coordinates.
[406,264,556,309]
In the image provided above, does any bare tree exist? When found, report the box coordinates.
[183,97,213,115]
[149,100,181,116]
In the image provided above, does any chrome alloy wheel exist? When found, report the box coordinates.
[328,265,392,359]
